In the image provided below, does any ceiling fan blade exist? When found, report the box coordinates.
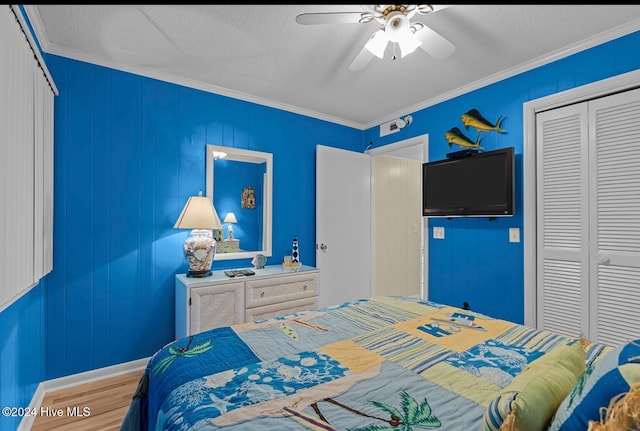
[295,12,364,25]
[349,44,375,71]
[414,24,456,59]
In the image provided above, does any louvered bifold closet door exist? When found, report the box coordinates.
[588,88,640,347]
[536,104,590,338]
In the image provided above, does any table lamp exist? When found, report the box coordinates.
[174,191,222,277]
[223,212,237,240]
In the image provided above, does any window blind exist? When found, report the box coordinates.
[0,5,56,312]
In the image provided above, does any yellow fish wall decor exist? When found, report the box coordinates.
[461,109,506,133]
[445,127,484,150]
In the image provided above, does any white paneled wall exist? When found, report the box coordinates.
[0,6,56,312]
[373,155,421,297]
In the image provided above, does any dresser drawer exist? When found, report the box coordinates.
[245,296,318,322]
[245,273,318,308]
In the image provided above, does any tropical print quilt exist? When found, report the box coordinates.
[120,296,606,431]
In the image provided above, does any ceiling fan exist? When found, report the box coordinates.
[295,5,456,71]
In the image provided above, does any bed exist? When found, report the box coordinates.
[120,296,640,431]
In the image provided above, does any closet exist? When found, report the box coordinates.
[536,87,640,347]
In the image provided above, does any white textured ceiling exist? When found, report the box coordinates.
[25,4,640,129]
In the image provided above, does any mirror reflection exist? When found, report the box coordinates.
[205,145,272,261]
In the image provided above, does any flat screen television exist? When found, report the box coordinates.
[422,147,514,217]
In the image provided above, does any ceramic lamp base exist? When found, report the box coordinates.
[183,229,216,277]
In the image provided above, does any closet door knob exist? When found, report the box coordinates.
[599,257,611,265]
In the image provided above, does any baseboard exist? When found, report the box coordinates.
[18,357,149,431]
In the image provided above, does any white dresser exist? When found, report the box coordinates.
[175,264,319,338]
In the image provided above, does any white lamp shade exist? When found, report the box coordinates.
[365,30,389,59]
[223,212,238,223]
[174,194,223,230]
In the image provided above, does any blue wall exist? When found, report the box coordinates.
[0,283,45,431]
[2,7,640,416]
[42,56,362,379]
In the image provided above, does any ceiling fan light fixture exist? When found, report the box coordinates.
[365,30,389,58]
[384,11,422,58]
[296,5,455,70]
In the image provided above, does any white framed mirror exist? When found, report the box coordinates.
[206,145,272,261]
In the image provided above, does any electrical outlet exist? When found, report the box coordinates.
[509,227,520,243]
[433,227,445,239]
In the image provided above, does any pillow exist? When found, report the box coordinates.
[547,339,640,431]
[482,341,586,431]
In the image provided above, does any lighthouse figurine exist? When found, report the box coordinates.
[292,236,299,264]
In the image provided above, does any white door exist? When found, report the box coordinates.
[536,103,590,338]
[587,88,640,347]
[316,145,371,307]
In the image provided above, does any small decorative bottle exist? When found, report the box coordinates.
[292,236,299,263]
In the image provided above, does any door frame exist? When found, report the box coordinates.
[523,69,640,327]
[366,134,429,299]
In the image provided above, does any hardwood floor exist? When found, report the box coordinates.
[30,369,144,431]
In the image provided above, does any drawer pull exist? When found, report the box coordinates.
[303,284,307,290]
[260,291,265,297]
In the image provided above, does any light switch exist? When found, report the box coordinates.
[433,227,445,239]
[509,227,520,243]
